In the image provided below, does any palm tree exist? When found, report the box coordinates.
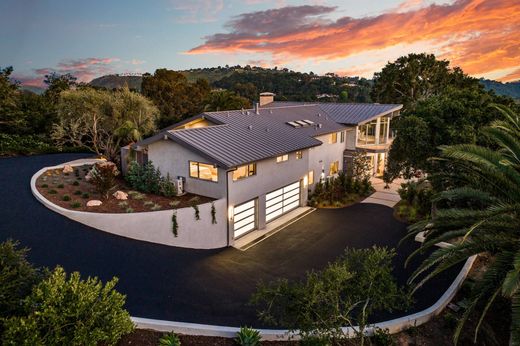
[405,105,520,344]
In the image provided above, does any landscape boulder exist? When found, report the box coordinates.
[113,191,128,200]
[86,200,103,207]
[62,165,74,174]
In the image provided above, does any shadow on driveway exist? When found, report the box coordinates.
[0,153,462,327]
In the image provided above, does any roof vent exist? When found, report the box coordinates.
[265,128,270,132]
[317,113,321,117]
[246,111,250,115]
[318,123,323,128]
[248,125,253,130]
[269,110,273,114]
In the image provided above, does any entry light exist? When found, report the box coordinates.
[303,175,308,187]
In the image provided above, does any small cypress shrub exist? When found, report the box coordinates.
[62,195,71,201]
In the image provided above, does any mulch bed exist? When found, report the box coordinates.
[36,164,213,213]
[117,329,300,346]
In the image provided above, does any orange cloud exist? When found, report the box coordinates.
[189,0,520,80]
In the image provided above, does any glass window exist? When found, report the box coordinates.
[308,170,314,185]
[276,154,289,163]
[189,161,218,182]
[296,151,303,160]
[329,161,339,175]
[330,132,338,144]
[379,116,389,144]
[357,120,377,145]
[233,163,256,181]
[340,131,345,143]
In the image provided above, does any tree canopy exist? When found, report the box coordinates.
[52,87,158,161]
[371,53,478,109]
[204,90,250,112]
[141,69,210,128]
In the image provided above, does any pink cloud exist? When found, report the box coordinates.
[188,0,520,79]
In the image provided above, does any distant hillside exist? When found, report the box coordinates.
[88,66,372,103]
[20,85,45,95]
[89,74,143,91]
[480,79,520,99]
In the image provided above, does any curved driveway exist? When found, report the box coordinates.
[0,153,461,327]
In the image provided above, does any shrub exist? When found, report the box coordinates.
[125,208,134,213]
[88,162,119,199]
[251,247,409,343]
[0,240,44,320]
[235,326,261,346]
[192,205,200,221]
[160,173,177,197]
[62,194,71,201]
[372,328,395,346]
[0,133,55,156]
[172,211,178,237]
[82,192,90,199]
[211,202,217,224]
[118,201,128,209]
[150,203,161,211]
[2,267,134,345]
[143,200,154,207]
[125,161,162,194]
[70,201,81,209]
[57,184,64,189]
[132,192,145,200]
[48,189,57,194]
[41,184,48,188]
[73,190,82,195]
[72,180,79,186]
[169,200,181,208]
[159,332,181,346]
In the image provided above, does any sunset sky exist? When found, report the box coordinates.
[1,0,519,87]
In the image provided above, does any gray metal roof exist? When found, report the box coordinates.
[263,102,402,125]
[167,106,344,168]
[135,101,402,169]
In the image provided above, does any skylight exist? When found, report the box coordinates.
[287,121,301,128]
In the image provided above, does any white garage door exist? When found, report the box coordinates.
[233,199,256,238]
[265,181,300,222]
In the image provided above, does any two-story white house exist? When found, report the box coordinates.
[123,93,401,245]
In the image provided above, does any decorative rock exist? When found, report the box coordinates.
[86,200,102,207]
[62,165,73,174]
[112,190,128,200]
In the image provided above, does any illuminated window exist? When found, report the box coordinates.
[340,131,345,143]
[330,132,338,144]
[233,163,256,181]
[329,161,339,175]
[308,170,314,185]
[189,161,218,182]
[276,154,289,163]
[296,151,303,160]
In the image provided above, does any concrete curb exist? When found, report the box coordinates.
[131,255,476,341]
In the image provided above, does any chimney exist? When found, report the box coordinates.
[254,102,260,115]
[259,92,275,107]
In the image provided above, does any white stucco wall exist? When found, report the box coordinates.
[308,131,348,187]
[147,139,226,200]
[31,164,228,249]
[227,150,310,233]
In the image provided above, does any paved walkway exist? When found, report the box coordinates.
[361,177,406,207]
[0,154,462,327]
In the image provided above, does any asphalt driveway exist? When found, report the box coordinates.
[0,153,462,327]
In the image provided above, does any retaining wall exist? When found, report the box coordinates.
[31,163,228,249]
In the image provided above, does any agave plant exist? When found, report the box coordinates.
[158,331,181,346]
[405,105,520,344]
[235,326,261,346]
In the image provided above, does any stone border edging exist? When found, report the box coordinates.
[131,255,476,341]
